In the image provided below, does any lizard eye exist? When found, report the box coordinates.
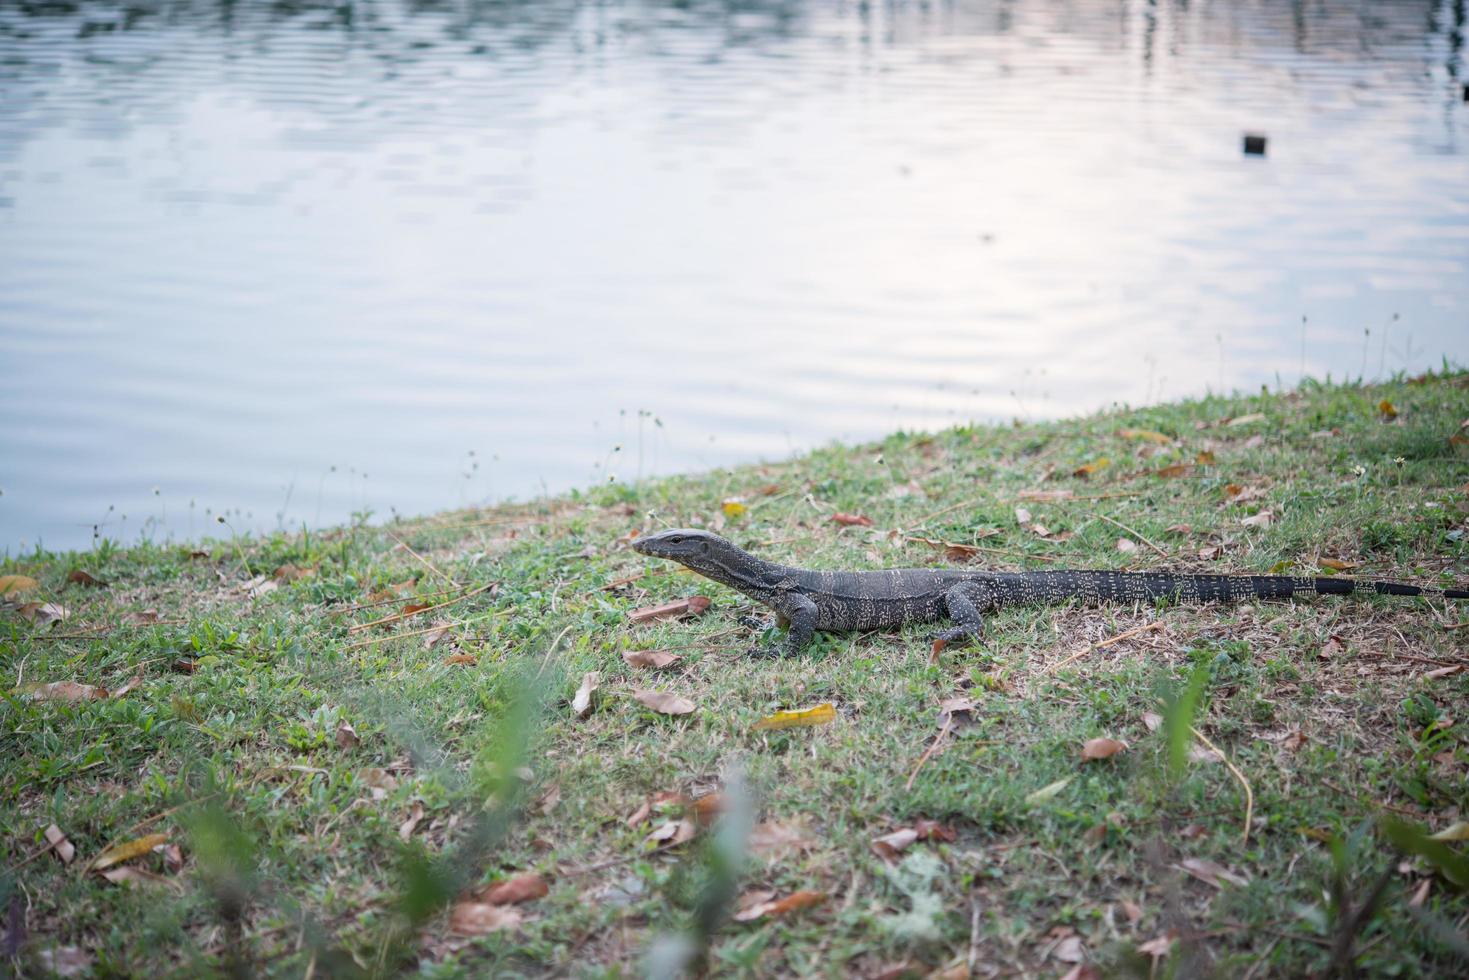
[669,535,684,545]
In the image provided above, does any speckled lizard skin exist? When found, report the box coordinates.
[632,528,1468,657]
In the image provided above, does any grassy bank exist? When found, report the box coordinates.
[3,374,1468,978]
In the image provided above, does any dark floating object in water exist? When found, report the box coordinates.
[1463,83,1468,102]
[1242,133,1268,156]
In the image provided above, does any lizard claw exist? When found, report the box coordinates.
[739,615,773,631]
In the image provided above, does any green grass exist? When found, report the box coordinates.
[3,373,1468,978]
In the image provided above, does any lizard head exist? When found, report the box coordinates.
[631,528,732,565]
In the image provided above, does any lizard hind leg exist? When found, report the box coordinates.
[932,582,998,653]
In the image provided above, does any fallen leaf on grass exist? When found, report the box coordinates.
[1025,778,1072,806]
[748,820,816,861]
[1378,399,1398,419]
[23,681,107,702]
[572,671,599,719]
[644,820,696,849]
[631,689,696,716]
[1424,665,1462,680]
[623,649,682,670]
[37,948,93,978]
[99,866,178,890]
[913,819,956,842]
[732,889,825,922]
[1081,738,1127,761]
[1223,484,1266,503]
[16,602,68,625]
[1072,458,1111,478]
[1176,857,1248,888]
[1138,933,1176,960]
[92,833,170,871]
[336,721,359,749]
[1226,413,1266,427]
[448,901,522,936]
[1240,510,1274,528]
[66,570,107,587]
[1116,538,1137,554]
[721,498,747,518]
[1142,711,1163,732]
[1120,429,1172,445]
[831,512,874,527]
[752,703,836,731]
[0,574,38,595]
[1409,878,1432,907]
[1153,464,1193,479]
[1321,635,1346,657]
[1428,822,1469,842]
[45,824,74,863]
[600,572,644,592]
[401,602,431,616]
[358,768,398,799]
[1197,545,1222,560]
[1014,506,1033,525]
[111,675,143,699]
[1195,451,1217,465]
[1318,558,1359,571]
[273,563,315,582]
[1053,935,1086,963]
[122,609,160,625]
[398,801,425,842]
[1277,731,1308,752]
[628,596,711,624]
[443,653,477,666]
[477,872,549,904]
[871,828,919,859]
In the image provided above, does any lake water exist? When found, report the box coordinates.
[2,0,1466,553]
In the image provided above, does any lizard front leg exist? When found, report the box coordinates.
[932,581,998,652]
[747,594,817,658]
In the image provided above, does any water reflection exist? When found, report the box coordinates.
[1,1,1465,550]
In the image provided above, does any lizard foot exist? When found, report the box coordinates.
[739,614,774,631]
[744,642,787,659]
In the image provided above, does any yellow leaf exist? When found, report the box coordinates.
[0,574,39,595]
[1072,458,1111,478]
[752,703,837,731]
[1025,777,1072,805]
[721,498,747,518]
[1428,821,1469,842]
[1119,429,1172,445]
[92,833,169,871]
[1378,399,1398,419]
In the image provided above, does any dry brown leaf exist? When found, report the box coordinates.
[358,768,398,799]
[1428,821,1469,842]
[1081,738,1127,761]
[1424,665,1462,680]
[92,833,170,871]
[1197,545,1222,560]
[1318,558,1359,571]
[477,872,549,904]
[1279,730,1308,752]
[1240,510,1274,527]
[401,602,431,616]
[572,671,599,719]
[1223,484,1266,503]
[1138,933,1176,959]
[871,828,920,859]
[123,609,161,625]
[1120,900,1143,924]
[273,563,315,582]
[732,889,826,922]
[748,820,816,861]
[1322,635,1347,657]
[624,800,653,828]
[830,512,874,527]
[690,793,727,825]
[1378,399,1398,419]
[448,901,522,936]
[1195,451,1217,465]
[1116,538,1138,554]
[1053,935,1086,963]
[628,596,711,624]
[442,653,477,665]
[24,680,106,702]
[1142,712,1163,732]
[1176,857,1248,888]
[1409,878,1432,908]
[1120,428,1172,445]
[1014,506,1033,525]
[1154,464,1193,479]
[927,961,970,980]
[623,649,682,670]
[1226,412,1266,427]
[398,801,425,842]
[16,602,68,625]
[424,625,454,650]
[631,689,696,716]
[1178,824,1209,840]
[111,675,144,699]
[67,569,107,587]
[0,574,39,595]
[45,824,75,863]
[644,819,696,849]
[336,721,359,749]
[1072,458,1111,478]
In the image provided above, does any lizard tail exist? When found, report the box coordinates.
[1307,577,1469,600]
[1023,572,1469,603]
